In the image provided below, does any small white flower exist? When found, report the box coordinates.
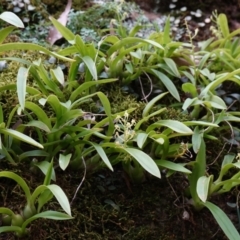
[124,111,129,118]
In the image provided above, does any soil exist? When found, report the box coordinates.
[130,0,240,41]
[0,161,234,240]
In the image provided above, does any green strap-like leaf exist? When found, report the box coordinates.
[0,11,24,28]
[151,69,180,101]
[35,161,56,182]
[49,16,75,41]
[47,185,72,216]
[0,207,15,216]
[142,92,168,118]
[0,128,43,149]
[30,184,71,216]
[0,171,31,201]
[204,201,240,240]
[17,66,29,111]
[0,226,22,234]
[81,56,98,80]
[123,147,161,178]
[155,160,191,174]
[86,141,113,171]
[196,176,212,202]
[59,153,72,171]
[0,43,74,62]
[21,211,73,231]
[0,26,16,44]
[147,120,193,134]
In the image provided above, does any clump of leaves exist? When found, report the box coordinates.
[0,161,73,237]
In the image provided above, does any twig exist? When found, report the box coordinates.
[139,71,153,102]
[226,100,237,111]
[71,156,86,205]
[208,142,227,166]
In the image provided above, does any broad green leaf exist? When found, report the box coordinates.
[0,26,16,44]
[57,45,77,56]
[0,226,22,234]
[221,154,236,168]
[142,92,168,118]
[44,160,54,186]
[107,37,164,56]
[30,184,71,216]
[149,133,169,158]
[151,69,180,101]
[51,66,65,86]
[155,160,191,173]
[163,16,171,44]
[147,120,193,134]
[0,128,43,149]
[222,115,240,122]
[0,43,74,62]
[163,58,180,77]
[0,83,41,96]
[208,95,227,109]
[0,11,24,28]
[47,185,72,216]
[233,162,240,168]
[129,25,143,37]
[39,95,63,120]
[217,162,236,183]
[188,139,206,205]
[25,102,51,129]
[0,207,14,216]
[49,16,75,41]
[182,82,198,98]
[21,211,73,230]
[24,120,51,133]
[182,70,196,85]
[86,141,113,171]
[135,108,167,131]
[37,189,53,213]
[217,13,229,38]
[59,153,72,171]
[123,148,161,178]
[184,121,219,127]
[33,59,64,97]
[130,49,142,59]
[0,171,31,201]
[200,68,215,81]
[155,137,164,144]
[197,176,212,202]
[19,150,49,161]
[81,56,98,80]
[70,35,85,55]
[204,201,240,240]
[136,132,149,149]
[200,68,240,97]
[125,62,133,74]
[35,161,56,181]
[17,66,29,111]
[192,126,203,153]
[70,78,117,102]
[182,97,198,111]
